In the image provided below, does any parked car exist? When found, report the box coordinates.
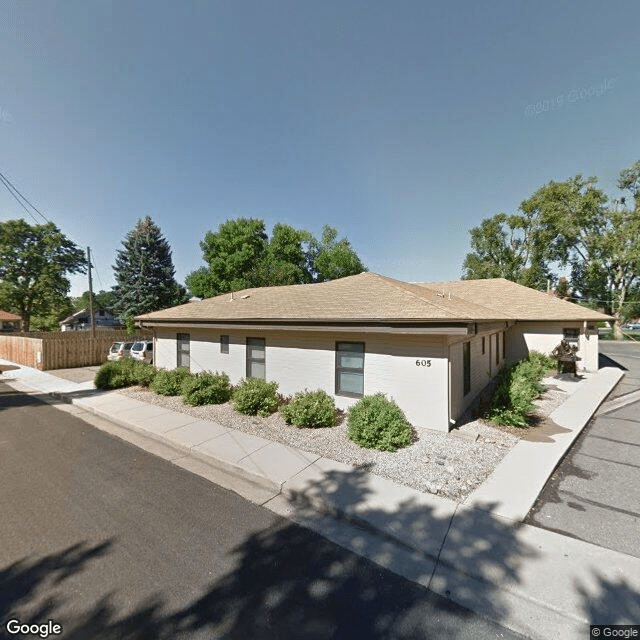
[107,341,134,361]
[622,323,640,331]
[130,340,154,364]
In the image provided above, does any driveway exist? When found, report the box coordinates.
[525,341,640,557]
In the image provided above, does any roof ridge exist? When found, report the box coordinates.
[410,279,518,319]
[372,274,476,318]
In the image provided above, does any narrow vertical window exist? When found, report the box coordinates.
[246,338,265,379]
[495,333,500,365]
[177,333,190,370]
[502,331,506,359]
[220,335,229,354]
[463,341,471,396]
[335,342,364,397]
[482,337,486,355]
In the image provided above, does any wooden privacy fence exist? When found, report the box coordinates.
[0,329,152,371]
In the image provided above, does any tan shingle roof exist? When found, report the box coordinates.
[413,278,610,321]
[137,273,610,324]
[0,310,21,321]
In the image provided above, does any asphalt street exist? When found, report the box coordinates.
[0,381,526,640]
[526,341,640,557]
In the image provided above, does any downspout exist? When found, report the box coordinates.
[447,343,454,430]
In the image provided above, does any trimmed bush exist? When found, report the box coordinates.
[95,360,134,390]
[150,367,193,396]
[131,361,158,387]
[182,372,232,406]
[232,378,279,417]
[347,393,413,452]
[280,389,337,428]
[487,351,554,427]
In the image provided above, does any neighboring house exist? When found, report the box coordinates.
[0,310,21,332]
[59,307,124,331]
[136,272,610,433]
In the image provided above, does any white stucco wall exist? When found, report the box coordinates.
[153,328,450,431]
[449,330,507,423]
[506,321,599,371]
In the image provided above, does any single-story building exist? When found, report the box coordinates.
[59,307,124,331]
[136,272,610,433]
[0,310,21,332]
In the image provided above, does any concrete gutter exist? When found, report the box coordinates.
[2,359,637,640]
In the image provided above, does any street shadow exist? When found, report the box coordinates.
[3,463,637,637]
[577,572,640,625]
[599,353,628,371]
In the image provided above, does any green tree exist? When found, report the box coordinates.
[308,225,367,282]
[112,217,187,322]
[186,218,268,297]
[0,219,86,331]
[250,223,313,287]
[521,174,640,339]
[72,289,118,313]
[462,212,552,287]
[186,219,366,297]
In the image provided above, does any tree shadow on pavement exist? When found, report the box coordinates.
[6,464,636,638]
[577,572,640,625]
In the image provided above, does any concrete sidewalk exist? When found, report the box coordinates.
[2,359,638,640]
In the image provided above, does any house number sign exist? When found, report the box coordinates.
[415,359,432,367]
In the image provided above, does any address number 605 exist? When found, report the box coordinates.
[415,359,432,367]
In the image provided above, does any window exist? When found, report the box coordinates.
[463,341,471,396]
[335,342,364,397]
[502,331,506,359]
[246,338,265,379]
[482,337,486,355]
[177,333,190,369]
[495,333,500,365]
[563,328,580,344]
[220,335,229,354]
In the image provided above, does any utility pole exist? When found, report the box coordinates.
[87,247,96,339]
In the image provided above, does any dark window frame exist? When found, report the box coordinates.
[502,331,506,359]
[495,333,500,365]
[220,334,229,354]
[463,341,471,396]
[482,336,486,355]
[563,328,580,343]
[246,337,266,379]
[177,333,190,370]
[335,341,365,398]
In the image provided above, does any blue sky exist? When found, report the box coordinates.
[1,0,638,296]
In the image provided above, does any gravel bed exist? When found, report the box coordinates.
[118,381,568,502]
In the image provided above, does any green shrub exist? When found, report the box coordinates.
[232,378,279,417]
[527,351,557,373]
[182,372,232,406]
[131,361,157,387]
[280,389,337,428]
[150,367,193,396]
[487,352,553,427]
[347,393,413,452]
[95,360,134,390]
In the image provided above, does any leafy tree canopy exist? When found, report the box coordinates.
[112,216,187,321]
[186,219,366,298]
[0,219,86,331]
[463,163,640,338]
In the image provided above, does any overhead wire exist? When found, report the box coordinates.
[0,170,51,224]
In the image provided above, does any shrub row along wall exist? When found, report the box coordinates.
[0,330,151,370]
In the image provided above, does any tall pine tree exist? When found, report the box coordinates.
[112,217,186,323]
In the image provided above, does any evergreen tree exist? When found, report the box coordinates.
[112,217,187,321]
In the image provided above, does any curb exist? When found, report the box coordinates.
[5,365,638,640]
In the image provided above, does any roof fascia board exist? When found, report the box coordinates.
[137,320,474,335]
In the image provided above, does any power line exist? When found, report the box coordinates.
[0,170,50,224]
[0,173,42,224]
